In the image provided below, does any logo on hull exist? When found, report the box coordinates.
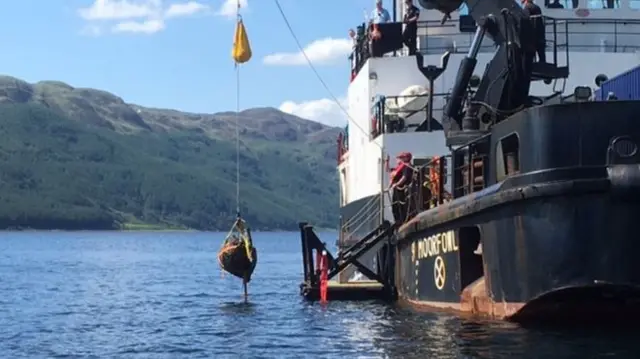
[434,256,446,290]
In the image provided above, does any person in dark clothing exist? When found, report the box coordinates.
[402,0,420,55]
[522,0,546,63]
[387,151,414,223]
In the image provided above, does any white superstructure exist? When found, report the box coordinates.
[337,1,640,232]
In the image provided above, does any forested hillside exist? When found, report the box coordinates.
[0,76,340,230]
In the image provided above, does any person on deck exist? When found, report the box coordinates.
[522,0,546,63]
[387,151,414,223]
[369,0,390,57]
[402,0,420,55]
[349,28,357,49]
[371,0,391,24]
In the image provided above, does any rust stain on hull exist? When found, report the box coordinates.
[398,277,525,321]
[400,279,640,324]
[459,277,525,320]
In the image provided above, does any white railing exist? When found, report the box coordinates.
[416,18,640,54]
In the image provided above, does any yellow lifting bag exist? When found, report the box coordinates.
[232,19,252,64]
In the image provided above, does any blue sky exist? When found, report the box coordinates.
[0,0,385,127]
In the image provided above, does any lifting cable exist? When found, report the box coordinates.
[217,0,257,297]
[234,0,242,218]
[273,1,453,212]
[226,0,254,261]
[272,0,379,151]
[235,41,241,218]
[273,0,455,179]
[272,0,431,175]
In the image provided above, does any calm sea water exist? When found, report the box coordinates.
[0,231,638,358]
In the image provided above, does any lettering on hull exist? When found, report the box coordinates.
[407,230,460,295]
[412,230,459,262]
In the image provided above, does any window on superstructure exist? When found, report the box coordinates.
[545,0,567,8]
[496,133,520,182]
[586,0,620,7]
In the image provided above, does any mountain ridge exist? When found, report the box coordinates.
[0,75,340,231]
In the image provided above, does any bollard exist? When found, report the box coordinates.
[320,250,328,303]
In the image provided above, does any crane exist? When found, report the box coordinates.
[416,0,569,145]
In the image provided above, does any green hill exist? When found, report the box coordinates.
[0,75,340,230]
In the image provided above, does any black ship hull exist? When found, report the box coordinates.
[397,174,640,322]
[338,193,384,282]
[395,101,640,323]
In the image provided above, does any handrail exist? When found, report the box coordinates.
[342,194,380,229]
[349,17,640,80]
[369,93,449,140]
[397,155,454,222]
[342,209,380,242]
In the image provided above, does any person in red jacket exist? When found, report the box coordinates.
[387,151,414,223]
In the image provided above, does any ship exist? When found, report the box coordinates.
[300,0,640,323]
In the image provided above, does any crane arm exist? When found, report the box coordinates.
[415,0,565,145]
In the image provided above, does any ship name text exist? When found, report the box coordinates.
[416,231,458,260]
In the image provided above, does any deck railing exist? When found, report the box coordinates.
[369,93,449,140]
[349,17,640,80]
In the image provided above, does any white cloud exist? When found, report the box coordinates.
[112,19,165,33]
[279,97,348,127]
[263,38,352,66]
[78,0,160,20]
[77,0,208,35]
[218,0,248,19]
[165,1,208,18]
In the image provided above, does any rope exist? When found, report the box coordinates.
[235,0,241,218]
[271,0,517,181]
[272,0,439,178]
[221,0,253,268]
[235,65,241,217]
[272,0,456,227]
[272,0,379,151]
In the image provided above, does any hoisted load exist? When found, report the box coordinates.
[218,217,258,297]
[232,16,252,64]
[219,0,257,300]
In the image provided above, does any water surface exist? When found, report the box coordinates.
[0,231,638,358]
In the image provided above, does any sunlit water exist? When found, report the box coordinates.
[0,231,638,358]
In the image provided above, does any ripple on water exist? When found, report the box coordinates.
[1,232,640,358]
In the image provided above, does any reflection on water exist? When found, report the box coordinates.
[334,303,640,359]
[219,301,258,316]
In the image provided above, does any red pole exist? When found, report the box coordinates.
[320,250,328,303]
